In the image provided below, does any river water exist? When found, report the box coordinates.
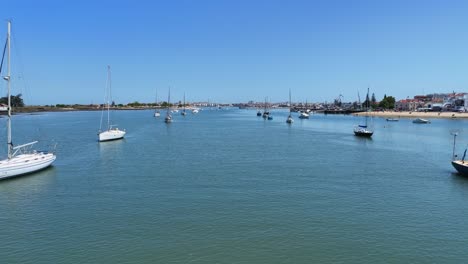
[1,109,467,263]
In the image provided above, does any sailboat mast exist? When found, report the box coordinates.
[6,21,12,159]
[167,87,171,117]
[365,87,370,127]
[107,65,111,130]
[289,89,292,115]
[155,90,160,114]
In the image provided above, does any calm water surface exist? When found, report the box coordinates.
[1,109,468,263]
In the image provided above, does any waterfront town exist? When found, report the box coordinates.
[0,92,467,115]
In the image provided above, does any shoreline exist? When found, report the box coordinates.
[354,111,468,119]
[3,106,468,119]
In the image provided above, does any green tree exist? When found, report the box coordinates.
[378,95,396,109]
[370,93,378,108]
[0,93,24,107]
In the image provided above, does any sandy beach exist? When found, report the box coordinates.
[354,111,468,119]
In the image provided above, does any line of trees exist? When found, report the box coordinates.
[361,93,395,109]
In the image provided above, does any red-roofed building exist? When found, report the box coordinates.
[395,99,424,111]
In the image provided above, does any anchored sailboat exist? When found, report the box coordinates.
[262,97,270,119]
[286,89,294,124]
[0,21,56,180]
[299,100,310,119]
[98,66,126,142]
[181,92,187,116]
[154,90,160,117]
[354,88,373,137]
[451,132,468,176]
[165,88,173,123]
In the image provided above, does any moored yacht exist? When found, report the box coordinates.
[0,21,56,179]
[98,66,126,142]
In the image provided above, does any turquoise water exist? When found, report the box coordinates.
[1,109,468,263]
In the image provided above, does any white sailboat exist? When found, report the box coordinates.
[286,89,294,124]
[165,88,173,123]
[154,90,160,117]
[98,66,126,142]
[0,21,56,180]
[299,112,309,119]
[299,100,310,119]
[181,92,187,116]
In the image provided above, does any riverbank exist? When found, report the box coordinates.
[354,111,468,119]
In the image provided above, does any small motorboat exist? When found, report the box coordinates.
[386,118,399,121]
[413,118,430,124]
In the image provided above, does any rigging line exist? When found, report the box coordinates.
[11,31,31,103]
[99,67,109,132]
[0,38,6,76]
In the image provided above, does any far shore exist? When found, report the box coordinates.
[0,106,156,114]
[354,111,468,119]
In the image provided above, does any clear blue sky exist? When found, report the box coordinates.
[1,0,468,105]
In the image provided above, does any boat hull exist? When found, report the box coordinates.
[413,118,430,124]
[99,129,126,142]
[354,131,373,137]
[0,153,56,180]
[452,160,468,176]
[354,126,373,137]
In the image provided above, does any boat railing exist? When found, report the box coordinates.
[12,141,38,156]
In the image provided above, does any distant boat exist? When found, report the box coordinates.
[386,118,399,122]
[262,97,270,119]
[299,112,309,119]
[154,90,160,117]
[165,88,173,123]
[181,92,187,116]
[192,108,199,114]
[0,21,56,180]
[286,89,294,124]
[268,115,273,120]
[451,132,468,176]
[257,110,262,116]
[354,88,373,137]
[413,118,430,124]
[354,125,373,137]
[98,66,126,142]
